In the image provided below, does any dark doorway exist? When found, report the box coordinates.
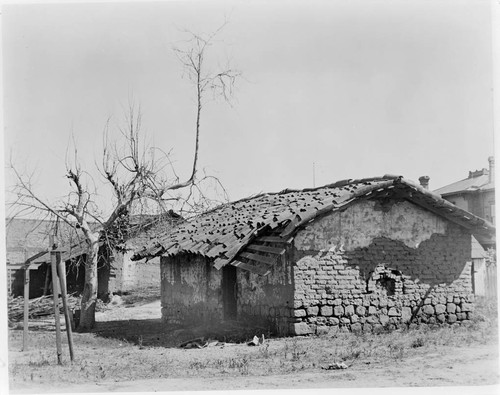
[222,265,238,320]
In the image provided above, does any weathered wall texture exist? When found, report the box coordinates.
[160,252,294,333]
[160,254,222,325]
[445,195,468,212]
[132,258,161,289]
[107,252,160,294]
[471,190,495,224]
[290,199,473,335]
[295,199,448,250]
[446,190,495,224]
[237,252,294,334]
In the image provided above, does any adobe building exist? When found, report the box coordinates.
[431,158,497,298]
[133,176,495,336]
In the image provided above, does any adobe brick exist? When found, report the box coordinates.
[356,306,366,316]
[422,305,434,315]
[333,305,344,317]
[320,305,333,316]
[435,304,446,315]
[344,305,355,316]
[368,306,377,315]
[388,307,400,317]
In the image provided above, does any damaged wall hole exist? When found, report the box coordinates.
[367,265,403,296]
[375,277,396,296]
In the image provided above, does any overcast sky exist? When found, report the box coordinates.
[2,0,496,216]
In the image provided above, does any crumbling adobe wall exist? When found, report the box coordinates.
[131,258,161,290]
[237,252,294,335]
[108,252,160,294]
[290,199,473,335]
[160,254,222,325]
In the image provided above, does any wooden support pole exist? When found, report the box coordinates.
[43,265,51,296]
[57,254,74,362]
[22,258,30,351]
[50,245,63,365]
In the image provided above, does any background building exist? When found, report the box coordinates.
[434,157,495,226]
[428,158,496,298]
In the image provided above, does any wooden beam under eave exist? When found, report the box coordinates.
[246,244,286,255]
[231,259,271,276]
[257,235,293,244]
[239,251,276,266]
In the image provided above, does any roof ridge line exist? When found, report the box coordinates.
[190,175,403,218]
[278,175,402,194]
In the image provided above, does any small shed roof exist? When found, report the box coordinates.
[133,176,495,274]
[6,212,181,267]
[5,218,93,265]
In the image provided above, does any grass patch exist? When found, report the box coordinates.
[9,297,498,387]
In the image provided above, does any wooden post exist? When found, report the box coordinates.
[22,252,30,351]
[43,265,51,296]
[57,254,74,362]
[50,236,63,365]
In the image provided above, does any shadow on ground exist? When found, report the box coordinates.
[92,319,272,348]
[92,318,181,347]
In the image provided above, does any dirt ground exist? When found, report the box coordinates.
[10,343,498,393]
[7,295,500,394]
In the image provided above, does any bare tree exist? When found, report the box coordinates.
[9,110,166,330]
[172,22,240,189]
[8,25,239,331]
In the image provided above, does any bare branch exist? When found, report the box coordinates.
[169,21,240,194]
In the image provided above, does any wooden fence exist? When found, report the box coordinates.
[472,257,497,299]
[484,260,497,299]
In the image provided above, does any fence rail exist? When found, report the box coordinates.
[485,261,497,299]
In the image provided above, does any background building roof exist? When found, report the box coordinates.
[5,218,90,265]
[434,172,494,196]
[6,212,182,266]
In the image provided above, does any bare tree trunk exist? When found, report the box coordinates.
[78,239,99,331]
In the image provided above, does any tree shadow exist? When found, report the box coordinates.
[92,318,264,348]
[92,318,183,347]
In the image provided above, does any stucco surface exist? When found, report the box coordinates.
[295,200,448,251]
[161,254,222,324]
[237,253,294,334]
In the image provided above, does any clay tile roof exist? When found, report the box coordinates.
[125,211,183,249]
[133,176,495,271]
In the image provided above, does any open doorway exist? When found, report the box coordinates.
[222,265,237,320]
